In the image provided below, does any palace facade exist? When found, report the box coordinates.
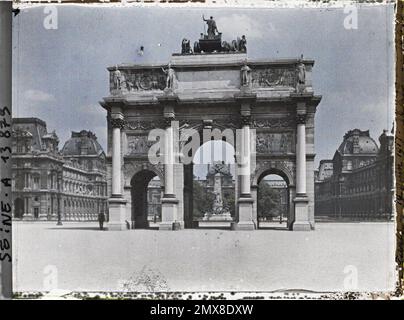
[314,129,394,220]
[12,117,108,221]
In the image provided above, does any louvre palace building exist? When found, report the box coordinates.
[314,129,394,220]
[12,117,108,221]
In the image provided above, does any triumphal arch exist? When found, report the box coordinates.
[100,22,321,231]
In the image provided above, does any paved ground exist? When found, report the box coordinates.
[13,221,396,293]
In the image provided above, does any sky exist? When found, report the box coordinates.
[12,4,395,177]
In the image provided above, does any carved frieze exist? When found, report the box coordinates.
[251,117,295,129]
[256,132,295,154]
[126,120,165,131]
[251,67,296,88]
[178,118,240,131]
[110,69,166,94]
[126,135,155,155]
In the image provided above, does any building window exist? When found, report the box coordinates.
[33,176,40,190]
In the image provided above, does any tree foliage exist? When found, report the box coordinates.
[258,182,282,218]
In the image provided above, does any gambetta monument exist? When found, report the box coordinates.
[100,16,322,231]
[203,162,233,222]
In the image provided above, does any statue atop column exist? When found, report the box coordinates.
[296,54,306,93]
[112,65,124,91]
[162,63,176,92]
[240,60,252,88]
[202,15,219,39]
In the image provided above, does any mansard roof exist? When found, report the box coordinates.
[337,129,378,155]
[61,130,105,157]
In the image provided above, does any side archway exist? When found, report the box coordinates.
[130,169,162,229]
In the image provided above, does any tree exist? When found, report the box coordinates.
[258,182,281,219]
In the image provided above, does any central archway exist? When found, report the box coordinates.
[130,170,162,229]
[183,138,236,229]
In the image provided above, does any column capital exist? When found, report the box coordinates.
[163,116,176,128]
[240,115,252,126]
[296,113,307,125]
[110,118,126,129]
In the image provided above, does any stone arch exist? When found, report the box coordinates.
[123,162,164,188]
[252,162,294,187]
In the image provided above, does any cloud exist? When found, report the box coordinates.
[23,89,56,103]
[216,14,275,40]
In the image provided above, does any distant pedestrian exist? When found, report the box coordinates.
[98,212,105,230]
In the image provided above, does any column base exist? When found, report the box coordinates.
[234,197,256,230]
[159,197,182,231]
[107,197,128,231]
[158,221,184,231]
[292,221,311,231]
[231,221,255,230]
[292,196,311,231]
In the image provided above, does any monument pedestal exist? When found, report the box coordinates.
[159,196,181,230]
[232,197,255,230]
[203,212,233,221]
[108,197,128,231]
[292,196,311,231]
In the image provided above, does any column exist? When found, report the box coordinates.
[107,115,127,231]
[296,114,306,195]
[292,113,311,231]
[240,123,251,196]
[233,113,255,230]
[159,115,179,230]
[164,122,175,196]
[111,119,122,197]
